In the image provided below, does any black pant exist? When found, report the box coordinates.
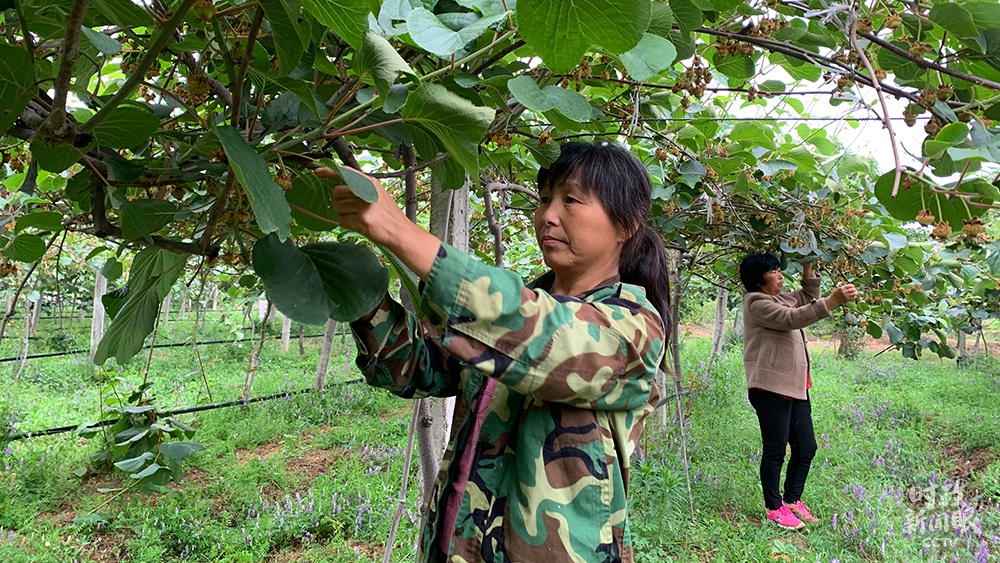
[748,388,817,511]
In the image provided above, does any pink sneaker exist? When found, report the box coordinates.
[766,505,804,530]
[784,500,819,523]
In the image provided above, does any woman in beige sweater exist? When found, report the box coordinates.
[739,253,857,530]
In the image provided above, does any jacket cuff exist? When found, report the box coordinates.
[418,242,468,328]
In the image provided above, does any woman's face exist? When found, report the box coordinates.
[760,268,784,295]
[534,175,626,288]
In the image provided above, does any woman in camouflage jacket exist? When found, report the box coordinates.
[317,142,670,562]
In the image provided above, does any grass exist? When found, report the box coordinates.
[2,315,1000,562]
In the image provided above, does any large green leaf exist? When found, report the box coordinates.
[91,106,160,149]
[29,137,83,173]
[302,0,379,48]
[929,3,978,40]
[252,235,388,324]
[517,0,650,73]
[214,125,291,240]
[407,8,508,59]
[286,171,338,231]
[353,30,416,98]
[91,0,153,27]
[401,83,494,175]
[0,43,37,136]
[94,248,186,365]
[14,211,63,233]
[669,0,702,35]
[619,33,676,80]
[0,234,46,262]
[159,441,205,462]
[314,158,378,202]
[507,76,592,122]
[80,26,123,55]
[260,0,304,75]
[118,200,179,243]
[647,2,674,37]
[874,170,987,230]
[713,50,755,82]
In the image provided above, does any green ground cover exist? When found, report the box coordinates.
[2,317,999,562]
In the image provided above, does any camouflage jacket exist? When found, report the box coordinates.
[350,244,664,563]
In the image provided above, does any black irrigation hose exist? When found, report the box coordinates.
[0,333,330,363]
[6,377,366,442]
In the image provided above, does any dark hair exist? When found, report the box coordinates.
[537,141,671,336]
[739,253,780,293]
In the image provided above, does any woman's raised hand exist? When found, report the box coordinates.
[824,283,859,310]
[313,166,407,247]
[313,166,439,280]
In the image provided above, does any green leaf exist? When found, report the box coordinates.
[507,77,592,122]
[92,0,153,26]
[929,3,978,39]
[286,171,338,231]
[252,235,388,324]
[507,76,554,112]
[986,243,1000,275]
[543,86,593,122]
[302,0,379,48]
[882,232,908,251]
[119,200,178,243]
[14,211,63,233]
[713,50,755,82]
[759,80,786,92]
[1,234,46,263]
[313,158,377,203]
[517,0,650,73]
[647,2,674,37]
[401,83,494,176]
[836,155,871,178]
[94,248,186,365]
[159,441,205,462]
[669,0,703,35]
[406,8,466,58]
[113,452,154,473]
[89,105,160,149]
[260,0,304,75]
[102,257,124,281]
[936,122,969,145]
[522,138,561,168]
[758,160,796,175]
[353,30,415,97]
[130,463,163,480]
[214,125,291,240]
[619,33,676,81]
[29,137,82,174]
[866,322,883,340]
[80,27,123,55]
[874,170,978,230]
[65,172,92,209]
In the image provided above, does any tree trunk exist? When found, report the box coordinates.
[314,319,338,390]
[280,314,292,353]
[298,324,305,355]
[244,301,272,399]
[413,174,468,504]
[90,269,108,361]
[710,287,729,359]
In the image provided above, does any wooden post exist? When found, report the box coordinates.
[90,269,108,361]
[314,320,338,390]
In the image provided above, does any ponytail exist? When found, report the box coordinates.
[619,225,671,346]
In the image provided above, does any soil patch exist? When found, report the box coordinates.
[236,442,283,465]
[80,529,132,563]
[939,442,996,481]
